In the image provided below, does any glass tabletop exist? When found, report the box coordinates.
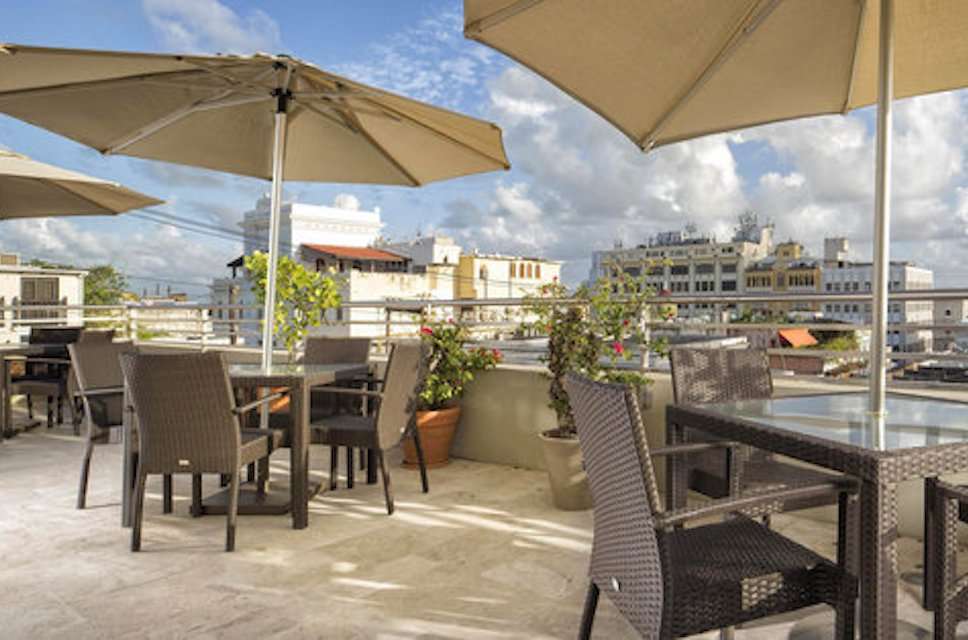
[228,363,365,377]
[698,392,968,451]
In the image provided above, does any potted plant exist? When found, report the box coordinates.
[403,319,502,468]
[524,269,664,510]
[244,251,342,361]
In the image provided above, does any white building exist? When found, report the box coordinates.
[379,235,462,268]
[590,216,774,318]
[0,253,86,343]
[934,299,968,351]
[821,238,934,352]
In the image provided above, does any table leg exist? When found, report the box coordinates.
[923,477,938,610]
[664,419,688,511]
[290,381,309,529]
[2,357,10,438]
[859,479,898,639]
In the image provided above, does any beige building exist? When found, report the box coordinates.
[744,241,823,318]
[591,217,774,318]
[934,299,968,351]
[0,253,86,343]
[456,253,562,325]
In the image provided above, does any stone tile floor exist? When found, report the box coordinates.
[0,423,959,639]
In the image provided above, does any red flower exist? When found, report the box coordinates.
[622,319,630,326]
[420,326,433,336]
[492,348,503,361]
[612,341,624,355]
[552,276,558,283]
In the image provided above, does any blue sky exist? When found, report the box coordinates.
[1,1,966,295]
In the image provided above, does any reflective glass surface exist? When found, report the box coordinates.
[699,392,968,451]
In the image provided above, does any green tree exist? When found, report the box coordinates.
[244,251,343,356]
[83,265,128,306]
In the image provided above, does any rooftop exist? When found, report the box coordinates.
[302,243,407,262]
[0,416,946,639]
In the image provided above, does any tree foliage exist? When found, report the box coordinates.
[522,266,666,437]
[244,251,342,356]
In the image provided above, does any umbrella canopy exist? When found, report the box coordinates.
[465,0,968,416]
[465,0,968,150]
[0,44,509,185]
[0,43,510,369]
[0,148,161,218]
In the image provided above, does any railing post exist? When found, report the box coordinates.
[126,305,136,342]
[199,307,208,349]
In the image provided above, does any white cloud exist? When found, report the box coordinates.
[1,217,230,291]
[142,0,282,54]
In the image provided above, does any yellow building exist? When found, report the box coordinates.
[456,253,562,323]
[744,242,822,318]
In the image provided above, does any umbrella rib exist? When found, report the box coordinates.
[103,66,278,155]
[103,91,272,155]
[360,98,510,169]
[465,0,546,36]
[292,100,359,134]
[842,0,868,113]
[0,68,226,103]
[639,0,785,150]
[339,107,421,186]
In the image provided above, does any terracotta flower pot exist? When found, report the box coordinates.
[403,405,461,469]
[538,430,592,511]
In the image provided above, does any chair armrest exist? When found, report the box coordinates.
[234,391,288,415]
[76,386,125,398]
[312,386,383,399]
[935,480,968,503]
[655,478,858,529]
[650,441,740,458]
[24,357,71,365]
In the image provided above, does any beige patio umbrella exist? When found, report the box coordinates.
[0,148,160,218]
[465,0,968,416]
[0,43,509,368]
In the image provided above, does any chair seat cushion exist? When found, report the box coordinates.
[665,516,846,636]
[310,414,376,448]
[239,429,284,466]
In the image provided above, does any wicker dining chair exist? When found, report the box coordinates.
[12,326,84,427]
[69,329,118,433]
[926,480,968,639]
[120,352,283,552]
[309,341,428,515]
[563,372,857,639]
[668,348,848,515]
[67,340,173,511]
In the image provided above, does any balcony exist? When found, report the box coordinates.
[3,292,968,637]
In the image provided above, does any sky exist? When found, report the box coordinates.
[0,0,966,296]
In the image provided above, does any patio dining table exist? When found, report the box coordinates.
[120,361,369,530]
[666,391,968,640]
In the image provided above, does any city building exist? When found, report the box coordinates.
[379,234,462,268]
[456,252,562,324]
[0,253,86,342]
[743,241,823,318]
[821,237,934,352]
[934,299,968,351]
[590,213,774,318]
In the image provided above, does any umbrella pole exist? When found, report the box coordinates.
[869,0,894,416]
[260,99,290,371]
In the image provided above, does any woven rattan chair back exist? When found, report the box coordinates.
[78,329,116,343]
[374,341,425,450]
[120,352,241,474]
[28,326,84,346]
[303,337,371,364]
[69,341,135,428]
[564,373,664,638]
[669,347,773,404]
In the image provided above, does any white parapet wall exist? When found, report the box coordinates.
[452,365,968,541]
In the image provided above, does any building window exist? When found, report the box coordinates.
[20,277,60,320]
[526,264,533,278]
[479,267,487,280]
[826,283,832,291]
[695,263,714,274]
[670,265,688,275]
[945,309,952,317]
[535,264,541,279]
[721,280,736,292]
[509,263,516,278]
[721,263,737,274]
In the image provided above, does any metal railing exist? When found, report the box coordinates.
[1,288,966,375]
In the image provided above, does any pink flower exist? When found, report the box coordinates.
[492,348,503,361]
[446,317,454,324]
[552,276,558,283]
[612,341,624,355]
[420,326,433,336]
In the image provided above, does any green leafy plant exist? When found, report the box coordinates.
[523,267,666,438]
[418,319,502,410]
[244,251,342,357]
